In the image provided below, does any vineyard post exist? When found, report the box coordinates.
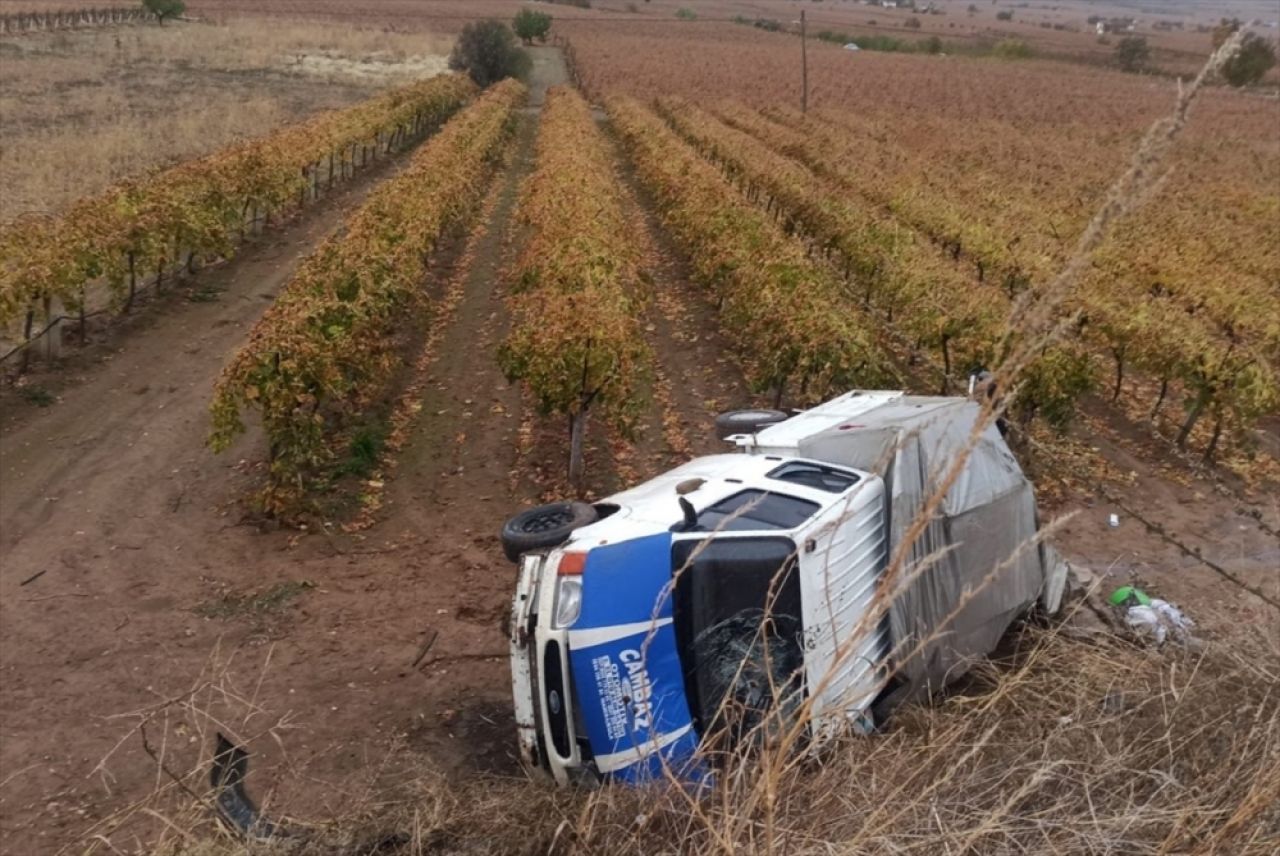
[568,410,587,488]
[40,293,61,361]
[568,343,595,489]
[126,251,137,311]
[800,10,808,115]
[21,307,34,373]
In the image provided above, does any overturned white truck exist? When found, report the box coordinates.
[503,390,1068,785]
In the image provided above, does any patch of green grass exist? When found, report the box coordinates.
[194,580,315,620]
[18,386,55,407]
[335,422,389,479]
[187,284,224,303]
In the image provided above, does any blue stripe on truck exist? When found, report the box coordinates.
[568,533,709,784]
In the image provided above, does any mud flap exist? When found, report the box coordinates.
[210,733,285,841]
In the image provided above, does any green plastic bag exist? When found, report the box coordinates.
[1108,585,1151,607]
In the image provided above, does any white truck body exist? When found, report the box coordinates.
[508,390,1065,785]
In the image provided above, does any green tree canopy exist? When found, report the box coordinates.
[1220,33,1277,86]
[143,0,185,25]
[1114,36,1150,72]
[513,8,552,45]
[449,20,531,87]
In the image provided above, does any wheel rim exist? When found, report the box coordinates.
[521,508,574,534]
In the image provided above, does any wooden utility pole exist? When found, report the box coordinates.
[801,10,809,114]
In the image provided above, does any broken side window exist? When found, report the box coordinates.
[692,489,819,532]
[766,461,860,494]
[671,537,805,748]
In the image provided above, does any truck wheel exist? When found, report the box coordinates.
[500,501,598,563]
[714,409,788,439]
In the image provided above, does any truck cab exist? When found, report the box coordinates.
[507,392,904,784]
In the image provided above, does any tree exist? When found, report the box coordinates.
[995,10,1013,21]
[905,17,922,30]
[143,0,185,25]
[449,20,531,87]
[1220,33,1277,86]
[512,8,552,45]
[1114,36,1150,72]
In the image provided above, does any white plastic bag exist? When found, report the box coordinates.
[1125,599,1194,646]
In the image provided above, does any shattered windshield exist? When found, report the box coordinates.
[671,537,806,747]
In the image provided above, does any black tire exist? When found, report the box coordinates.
[714,409,788,440]
[500,501,598,563]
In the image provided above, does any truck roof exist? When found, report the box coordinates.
[734,390,905,453]
[561,453,873,550]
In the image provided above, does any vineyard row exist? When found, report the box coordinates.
[498,86,650,486]
[679,101,1277,457]
[606,96,894,407]
[208,79,526,518]
[0,6,149,35]
[0,73,477,363]
[656,97,1094,433]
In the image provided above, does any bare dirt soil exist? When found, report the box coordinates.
[1,45,1277,854]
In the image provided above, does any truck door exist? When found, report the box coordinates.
[785,464,889,731]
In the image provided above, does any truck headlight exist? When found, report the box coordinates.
[552,577,583,628]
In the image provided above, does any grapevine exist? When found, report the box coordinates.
[709,101,1277,452]
[208,79,527,517]
[498,86,650,487]
[606,96,893,407]
[0,74,477,349]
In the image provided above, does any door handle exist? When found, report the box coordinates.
[804,539,817,554]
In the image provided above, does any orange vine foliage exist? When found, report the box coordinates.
[0,73,477,329]
[660,98,1096,427]
[208,79,526,516]
[607,95,892,404]
[705,101,1277,445]
[498,86,650,475]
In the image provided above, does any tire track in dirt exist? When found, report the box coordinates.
[295,47,578,784]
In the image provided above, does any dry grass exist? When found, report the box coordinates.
[87,620,1280,855]
[0,19,452,221]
